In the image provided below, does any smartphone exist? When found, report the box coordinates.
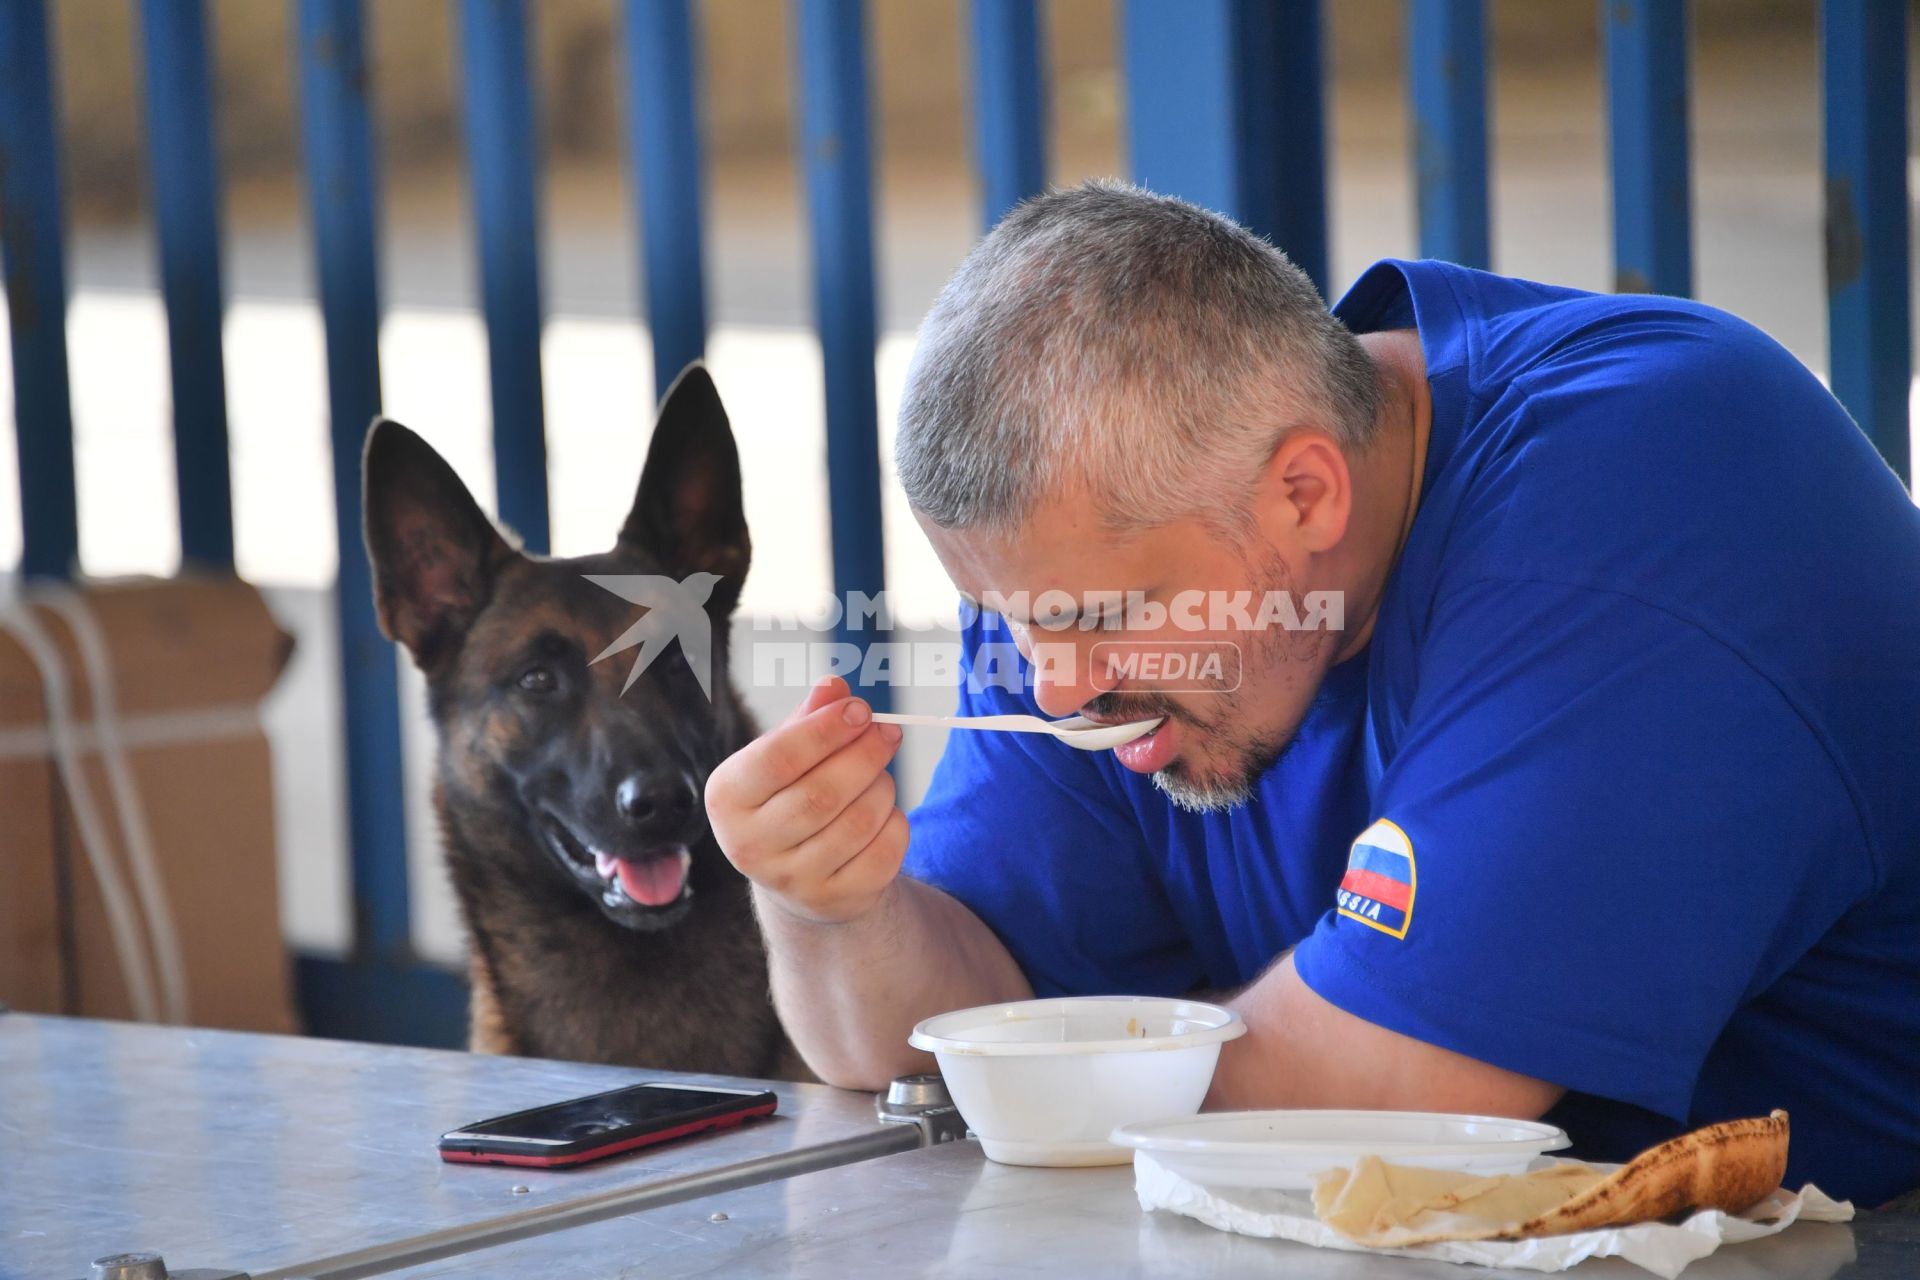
[438,1081,778,1168]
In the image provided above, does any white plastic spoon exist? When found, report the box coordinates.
[869,711,1164,752]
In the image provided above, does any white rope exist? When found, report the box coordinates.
[0,701,260,760]
[34,585,192,1026]
[0,606,162,1024]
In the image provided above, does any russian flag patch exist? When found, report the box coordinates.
[1336,818,1416,939]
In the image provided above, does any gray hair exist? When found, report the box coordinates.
[896,181,1381,537]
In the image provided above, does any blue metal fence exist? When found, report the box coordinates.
[460,0,552,554]
[1605,0,1693,298]
[0,0,78,581]
[969,0,1047,231]
[292,0,440,1037]
[1,0,1911,1043]
[137,0,235,569]
[1823,0,1913,481]
[793,0,891,710]
[621,0,709,404]
[1125,1,1330,295]
[1407,0,1491,270]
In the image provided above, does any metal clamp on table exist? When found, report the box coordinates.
[74,1252,249,1280]
[874,1073,967,1147]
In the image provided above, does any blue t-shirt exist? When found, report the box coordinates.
[903,259,1920,1206]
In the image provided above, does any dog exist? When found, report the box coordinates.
[362,366,799,1077]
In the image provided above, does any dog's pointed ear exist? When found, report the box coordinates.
[620,363,750,611]
[363,417,513,669]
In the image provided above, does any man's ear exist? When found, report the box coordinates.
[362,418,513,669]
[620,363,751,614]
[1257,429,1352,555]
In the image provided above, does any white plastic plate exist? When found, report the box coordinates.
[1110,1109,1572,1191]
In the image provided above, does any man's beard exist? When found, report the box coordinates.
[1085,554,1326,813]
[1087,668,1293,813]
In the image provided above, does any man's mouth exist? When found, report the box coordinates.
[1112,715,1178,774]
[1085,695,1187,776]
[540,814,693,913]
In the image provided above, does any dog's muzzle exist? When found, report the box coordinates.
[539,812,696,930]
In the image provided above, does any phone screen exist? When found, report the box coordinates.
[466,1084,752,1142]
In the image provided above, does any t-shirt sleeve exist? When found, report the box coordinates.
[1292,575,1871,1121]
[902,615,1201,998]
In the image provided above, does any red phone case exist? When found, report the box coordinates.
[439,1097,778,1168]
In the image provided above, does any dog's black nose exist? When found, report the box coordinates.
[616,772,697,836]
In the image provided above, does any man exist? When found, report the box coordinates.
[707,182,1920,1205]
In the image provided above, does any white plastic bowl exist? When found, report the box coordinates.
[1109,1109,1572,1190]
[907,996,1245,1166]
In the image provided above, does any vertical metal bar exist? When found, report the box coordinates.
[136,0,235,568]
[0,0,79,579]
[1235,0,1329,294]
[968,0,1047,230]
[457,0,550,552]
[1604,0,1692,297]
[1123,0,1241,217]
[791,0,889,710]
[620,0,708,402]
[295,0,412,959]
[1406,0,1491,268]
[1122,1,1328,292]
[1822,0,1911,483]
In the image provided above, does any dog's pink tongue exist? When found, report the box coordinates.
[616,852,687,907]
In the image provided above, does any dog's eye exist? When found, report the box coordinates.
[517,665,557,693]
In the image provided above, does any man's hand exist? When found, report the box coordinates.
[706,676,909,924]
[705,676,1032,1087]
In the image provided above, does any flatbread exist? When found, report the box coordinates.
[1315,1157,1605,1240]
[1312,1110,1790,1247]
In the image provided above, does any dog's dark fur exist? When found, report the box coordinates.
[363,367,796,1076]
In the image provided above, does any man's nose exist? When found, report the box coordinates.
[1028,636,1119,718]
[615,771,699,840]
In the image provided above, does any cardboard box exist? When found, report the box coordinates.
[0,575,296,1032]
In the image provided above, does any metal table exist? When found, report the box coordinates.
[388,1138,1916,1280]
[9,1014,1915,1278]
[0,1014,921,1279]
